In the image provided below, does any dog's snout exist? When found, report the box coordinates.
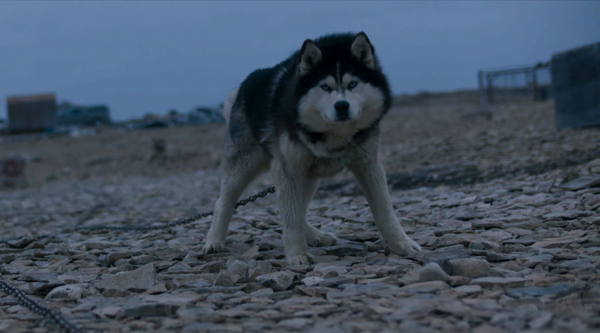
[335,100,349,112]
[334,100,350,121]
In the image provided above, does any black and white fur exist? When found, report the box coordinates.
[203,32,421,264]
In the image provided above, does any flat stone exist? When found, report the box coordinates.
[167,263,195,274]
[448,276,471,287]
[7,237,34,249]
[435,233,483,247]
[250,288,274,297]
[123,303,179,318]
[227,260,249,278]
[486,252,515,262]
[344,282,397,294]
[558,176,600,190]
[501,215,531,223]
[480,230,513,243]
[518,254,553,268]
[181,322,216,332]
[449,258,490,277]
[255,271,296,292]
[105,252,133,266]
[140,291,203,306]
[532,235,588,248]
[468,241,485,250]
[129,255,159,265]
[241,245,260,258]
[543,210,591,220]
[94,263,156,292]
[502,238,536,246]
[421,246,469,274]
[320,243,367,257]
[419,262,450,282]
[302,276,325,287]
[0,254,16,264]
[21,272,58,283]
[506,282,585,299]
[456,213,485,221]
[319,276,355,288]
[196,261,225,274]
[510,220,543,230]
[529,312,554,330]
[454,284,482,296]
[102,289,130,298]
[83,240,122,250]
[312,263,350,276]
[249,261,272,280]
[513,193,550,206]
[93,305,123,318]
[45,284,86,301]
[277,318,313,328]
[471,277,529,288]
[400,281,450,293]
[214,272,239,287]
[554,259,596,273]
[144,283,168,294]
[173,275,212,289]
[195,287,238,294]
[536,179,556,193]
[472,220,504,229]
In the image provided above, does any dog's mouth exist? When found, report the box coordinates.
[323,115,356,124]
[324,110,358,124]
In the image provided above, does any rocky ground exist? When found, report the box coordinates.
[1,96,600,332]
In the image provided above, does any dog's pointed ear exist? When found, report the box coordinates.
[351,32,376,69]
[298,39,322,75]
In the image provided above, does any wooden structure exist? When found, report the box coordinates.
[551,41,600,130]
[6,93,57,134]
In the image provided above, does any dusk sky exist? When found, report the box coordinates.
[1,1,599,121]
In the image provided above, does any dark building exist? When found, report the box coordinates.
[551,41,600,130]
[6,93,57,134]
[57,101,112,126]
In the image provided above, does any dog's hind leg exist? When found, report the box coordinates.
[203,141,268,254]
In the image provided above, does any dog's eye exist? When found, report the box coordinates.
[348,81,358,89]
[320,84,331,92]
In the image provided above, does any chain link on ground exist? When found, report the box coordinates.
[0,186,276,333]
[0,280,83,333]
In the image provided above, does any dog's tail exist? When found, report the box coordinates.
[222,85,240,125]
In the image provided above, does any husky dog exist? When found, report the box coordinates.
[203,32,421,264]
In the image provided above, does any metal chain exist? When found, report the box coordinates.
[234,186,276,209]
[0,187,277,333]
[0,280,82,333]
[74,187,276,232]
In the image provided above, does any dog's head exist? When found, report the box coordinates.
[295,32,391,132]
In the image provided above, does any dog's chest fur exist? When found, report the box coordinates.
[278,132,360,179]
[307,156,348,178]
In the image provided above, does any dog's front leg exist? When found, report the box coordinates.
[271,159,317,265]
[348,155,421,256]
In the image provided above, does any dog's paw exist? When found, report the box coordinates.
[202,241,224,254]
[286,254,311,265]
[387,236,421,256]
[306,230,337,247]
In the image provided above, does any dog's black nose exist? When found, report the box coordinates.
[334,101,350,121]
